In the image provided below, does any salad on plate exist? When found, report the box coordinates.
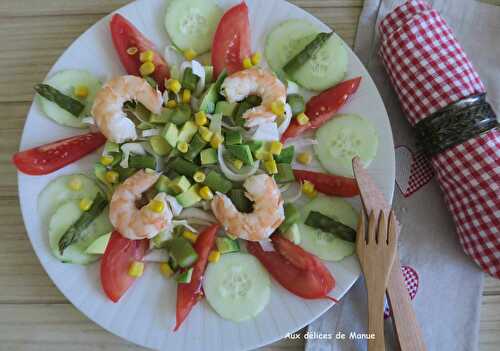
[12,0,379,331]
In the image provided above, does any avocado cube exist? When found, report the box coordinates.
[225,130,243,145]
[162,122,179,147]
[176,184,202,207]
[274,145,295,164]
[204,171,232,194]
[274,163,295,183]
[170,176,191,195]
[170,104,192,125]
[226,144,254,165]
[150,108,173,124]
[155,175,171,193]
[200,148,218,165]
[178,121,198,143]
[215,101,238,117]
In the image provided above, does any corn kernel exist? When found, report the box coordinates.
[251,52,262,65]
[183,48,198,61]
[242,57,253,69]
[198,185,214,200]
[182,230,198,243]
[208,250,221,263]
[193,171,206,183]
[74,85,89,98]
[177,141,189,153]
[167,79,182,94]
[269,140,283,155]
[126,46,138,55]
[160,262,174,278]
[302,180,317,198]
[79,198,93,211]
[67,177,82,191]
[297,152,312,165]
[210,133,224,149]
[149,199,165,213]
[100,155,114,166]
[194,111,208,126]
[128,261,144,278]
[264,158,278,174]
[139,50,154,62]
[166,99,177,108]
[182,89,191,104]
[105,171,119,184]
[199,126,214,142]
[271,100,286,117]
[296,112,310,126]
[232,159,243,170]
[140,61,156,76]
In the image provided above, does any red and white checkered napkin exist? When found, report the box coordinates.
[379,0,500,277]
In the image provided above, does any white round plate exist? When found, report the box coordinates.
[18,0,395,350]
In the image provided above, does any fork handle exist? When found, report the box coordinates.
[367,286,386,351]
[386,256,427,351]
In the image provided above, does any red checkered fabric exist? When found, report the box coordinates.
[384,266,419,318]
[379,0,500,277]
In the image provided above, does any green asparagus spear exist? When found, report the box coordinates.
[304,210,356,242]
[283,32,333,76]
[34,83,85,117]
[58,192,108,254]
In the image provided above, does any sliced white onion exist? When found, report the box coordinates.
[218,145,260,182]
[141,129,160,137]
[281,182,303,203]
[120,142,146,168]
[164,46,183,80]
[208,113,222,135]
[172,219,198,233]
[144,249,169,262]
[259,239,275,252]
[286,80,300,95]
[81,116,95,125]
[166,195,183,216]
[278,104,293,135]
[247,122,280,142]
[177,207,217,224]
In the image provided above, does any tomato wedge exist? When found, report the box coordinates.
[110,14,169,90]
[12,132,106,176]
[100,231,149,303]
[293,169,359,197]
[174,224,220,331]
[281,77,362,142]
[247,235,337,301]
[211,2,251,78]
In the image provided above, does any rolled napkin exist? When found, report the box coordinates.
[379,0,500,277]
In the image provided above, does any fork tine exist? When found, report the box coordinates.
[387,209,398,246]
[367,210,377,245]
[377,211,386,245]
[356,209,366,253]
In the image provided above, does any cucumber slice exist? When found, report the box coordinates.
[38,174,103,224]
[203,253,271,322]
[314,114,379,177]
[290,34,348,91]
[37,70,101,128]
[298,195,357,261]
[165,0,223,54]
[265,19,320,78]
[48,200,112,264]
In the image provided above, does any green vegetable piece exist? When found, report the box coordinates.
[229,189,252,213]
[305,211,356,242]
[245,95,262,106]
[85,232,111,254]
[274,145,295,164]
[286,94,305,115]
[226,144,254,165]
[151,231,172,249]
[215,101,238,117]
[170,176,191,195]
[169,157,198,177]
[282,223,301,245]
[128,154,156,170]
[103,141,120,154]
[279,203,301,232]
[247,140,264,153]
[155,175,171,193]
[162,122,179,147]
[123,101,152,123]
[200,148,218,165]
[233,101,252,126]
[182,133,207,162]
[283,32,333,76]
[274,163,295,183]
[199,70,227,113]
[170,104,192,125]
[150,108,173,124]
[149,135,172,156]
[182,67,200,91]
[34,83,85,117]
[166,237,198,268]
[178,120,198,143]
[93,163,113,197]
[176,184,202,207]
[114,166,137,181]
[225,130,242,145]
[176,267,194,283]
[204,65,214,83]
[58,192,108,254]
[204,170,232,193]
[215,237,240,254]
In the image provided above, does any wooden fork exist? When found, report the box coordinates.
[356,209,398,351]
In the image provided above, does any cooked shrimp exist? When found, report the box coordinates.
[91,75,163,143]
[221,67,286,127]
[109,170,172,240]
[211,174,285,241]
